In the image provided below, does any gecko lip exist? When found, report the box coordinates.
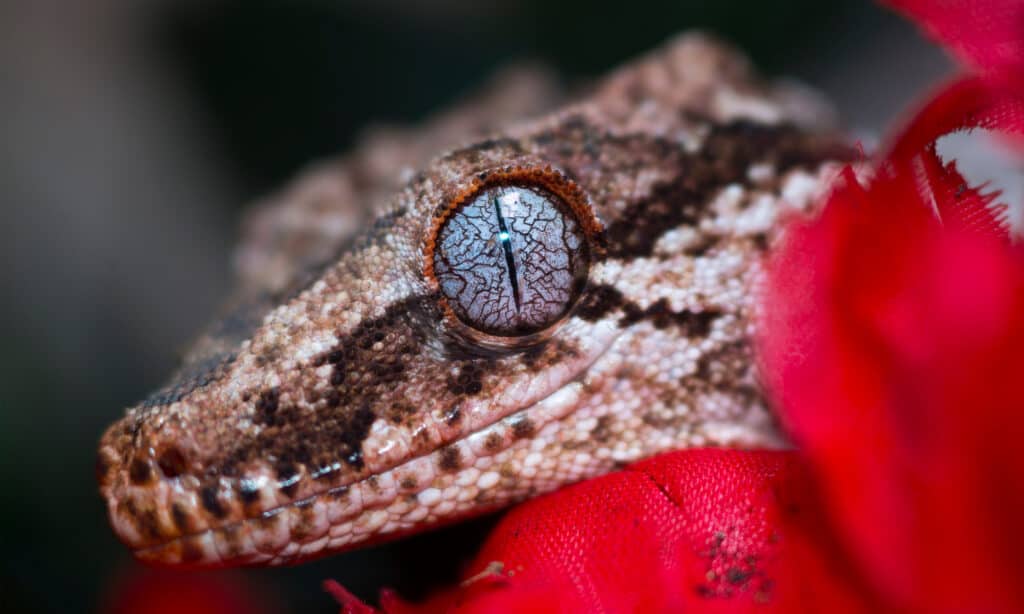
[100,320,622,567]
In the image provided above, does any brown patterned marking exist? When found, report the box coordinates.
[253,387,280,426]
[399,476,418,490]
[132,503,165,542]
[446,361,486,396]
[142,202,413,412]
[575,284,625,322]
[171,502,191,533]
[128,458,153,485]
[591,415,613,443]
[510,416,536,440]
[276,462,301,498]
[438,445,463,472]
[684,235,720,257]
[200,484,227,519]
[484,432,504,453]
[641,410,687,430]
[620,299,723,335]
[202,296,434,479]
[604,120,854,259]
[385,402,416,424]
[291,501,316,541]
[519,343,547,368]
[690,340,750,385]
[520,338,581,371]
[156,447,187,478]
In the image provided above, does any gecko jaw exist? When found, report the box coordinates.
[111,321,622,567]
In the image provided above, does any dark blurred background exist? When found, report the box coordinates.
[0,1,952,612]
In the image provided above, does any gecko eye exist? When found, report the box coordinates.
[432,181,590,338]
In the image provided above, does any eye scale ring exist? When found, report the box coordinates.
[424,166,603,344]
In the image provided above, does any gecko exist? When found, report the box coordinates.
[97,33,853,567]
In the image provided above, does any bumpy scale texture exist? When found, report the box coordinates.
[96,33,853,567]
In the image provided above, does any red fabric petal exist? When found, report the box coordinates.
[884,0,1024,86]
[760,162,1024,610]
[329,450,802,614]
[883,77,1021,240]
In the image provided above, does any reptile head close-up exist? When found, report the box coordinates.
[96,34,853,568]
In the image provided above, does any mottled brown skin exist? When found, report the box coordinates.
[97,33,853,566]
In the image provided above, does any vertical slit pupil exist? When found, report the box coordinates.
[492,195,521,311]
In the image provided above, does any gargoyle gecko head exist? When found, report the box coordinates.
[97,34,851,566]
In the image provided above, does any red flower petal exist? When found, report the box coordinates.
[761,160,1024,610]
[328,450,801,614]
[884,0,1024,86]
[883,77,1022,241]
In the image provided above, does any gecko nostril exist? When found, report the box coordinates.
[128,457,155,485]
[156,447,187,478]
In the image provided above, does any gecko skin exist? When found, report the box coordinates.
[97,34,853,567]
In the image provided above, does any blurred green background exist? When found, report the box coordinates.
[0,1,950,612]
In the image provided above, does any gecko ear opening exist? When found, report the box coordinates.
[424,165,603,348]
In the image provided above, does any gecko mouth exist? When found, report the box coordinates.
[105,320,623,567]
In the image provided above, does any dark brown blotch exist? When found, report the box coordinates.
[136,505,164,542]
[446,361,485,396]
[238,481,261,505]
[171,502,192,533]
[157,447,187,478]
[484,432,504,453]
[438,445,463,472]
[519,343,547,368]
[276,462,301,498]
[620,299,722,336]
[340,404,375,470]
[575,284,625,322]
[254,387,280,426]
[194,296,434,490]
[510,417,536,440]
[128,458,153,485]
[200,484,227,519]
[591,415,613,443]
[603,120,853,260]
